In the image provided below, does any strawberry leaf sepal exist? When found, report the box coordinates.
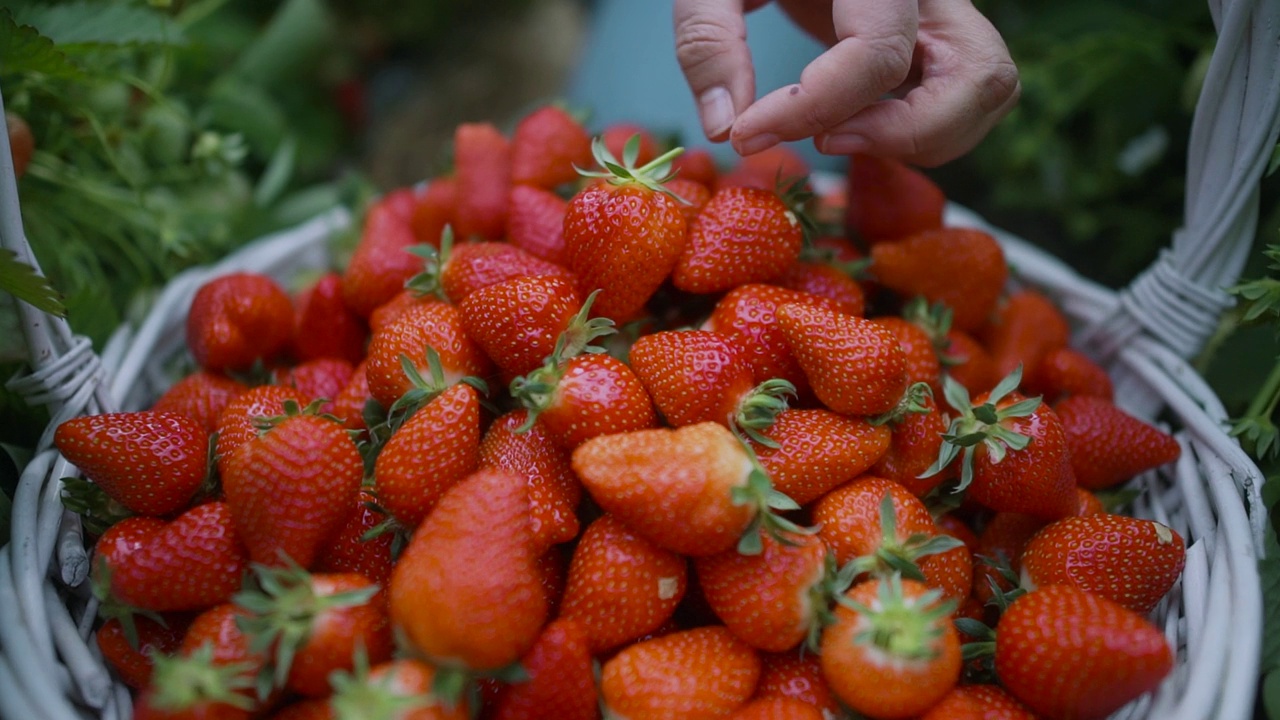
[731,466,816,556]
[328,647,435,719]
[844,492,964,583]
[575,134,686,200]
[734,378,797,448]
[835,574,957,662]
[144,643,257,713]
[869,382,934,427]
[925,367,1040,492]
[404,225,453,300]
[60,476,133,536]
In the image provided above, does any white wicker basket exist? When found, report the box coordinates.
[2,0,1277,716]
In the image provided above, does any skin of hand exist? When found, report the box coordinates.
[673,0,1020,166]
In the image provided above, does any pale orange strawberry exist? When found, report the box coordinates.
[453,122,511,241]
[342,188,428,319]
[600,626,762,719]
[748,408,891,506]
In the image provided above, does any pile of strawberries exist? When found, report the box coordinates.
[52,105,1189,720]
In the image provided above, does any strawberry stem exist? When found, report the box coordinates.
[554,289,617,361]
[404,225,454,300]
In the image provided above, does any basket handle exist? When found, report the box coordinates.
[1079,0,1280,361]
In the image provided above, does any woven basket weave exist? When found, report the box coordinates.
[2,0,1277,716]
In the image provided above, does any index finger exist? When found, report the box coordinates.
[730,0,918,154]
[674,0,758,142]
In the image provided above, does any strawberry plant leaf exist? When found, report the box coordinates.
[1265,668,1280,720]
[1260,523,1280,678]
[0,249,66,318]
[0,9,82,78]
[11,1,185,50]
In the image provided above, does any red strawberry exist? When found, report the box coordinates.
[774,260,866,316]
[845,154,945,244]
[872,388,950,497]
[563,136,687,322]
[486,619,600,720]
[1019,514,1185,615]
[728,697,825,720]
[342,188,425,318]
[971,512,1045,607]
[368,289,442,335]
[875,316,942,393]
[373,383,481,528]
[98,614,188,689]
[869,228,1007,333]
[215,385,303,474]
[994,585,1173,719]
[1027,346,1114,403]
[572,422,805,557]
[364,301,494,410]
[316,490,395,588]
[776,302,910,416]
[235,566,392,698]
[941,329,999,396]
[133,644,255,720]
[56,410,209,516]
[748,408,891,506]
[453,122,511,240]
[411,234,578,305]
[409,177,457,245]
[694,531,831,652]
[929,369,1077,520]
[980,289,1071,379]
[328,658,469,720]
[512,352,658,450]
[178,604,271,712]
[510,105,593,189]
[754,651,841,717]
[478,410,583,550]
[628,329,794,439]
[718,145,810,190]
[1076,487,1107,516]
[1054,395,1181,490]
[187,272,294,372]
[151,371,248,435]
[93,501,248,612]
[268,700,331,720]
[274,358,355,415]
[558,514,688,653]
[600,626,761,719]
[672,147,720,186]
[292,272,368,364]
[222,406,363,568]
[820,576,961,718]
[666,176,713,228]
[390,469,548,671]
[919,684,1037,719]
[328,358,374,431]
[601,123,660,165]
[507,184,570,265]
[673,185,804,294]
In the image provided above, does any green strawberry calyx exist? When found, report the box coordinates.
[845,492,964,583]
[556,288,617,360]
[922,365,1041,492]
[902,296,964,364]
[404,225,455,301]
[869,381,934,427]
[734,378,797,448]
[328,651,438,720]
[839,573,956,662]
[145,643,256,712]
[730,440,818,556]
[576,134,686,200]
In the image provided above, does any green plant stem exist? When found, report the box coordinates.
[1247,359,1280,421]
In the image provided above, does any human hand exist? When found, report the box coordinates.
[673,0,1020,166]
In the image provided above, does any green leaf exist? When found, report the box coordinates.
[1268,143,1280,178]
[1261,525,1280,674]
[12,1,185,49]
[253,136,297,208]
[0,9,83,78]
[0,249,65,317]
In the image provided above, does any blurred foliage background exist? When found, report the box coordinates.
[1,0,1279,712]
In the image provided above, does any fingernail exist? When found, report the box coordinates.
[699,87,735,139]
[735,132,780,156]
[820,133,869,155]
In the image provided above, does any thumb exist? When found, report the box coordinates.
[674,0,758,142]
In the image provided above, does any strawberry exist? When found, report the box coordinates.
[704,283,847,398]
[666,176,713,227]
[235,565,392,698]
[268,700,331,720]
[980,289,1071,379]
[869,228,1007,333]
[941,329,999,396]
[537,545,570,617]
[316,490,395,588]
[222,405,364,568]
[845,154,945,244]
[992,585,1173,719]
[151,371,248,435]
[98,614,188,689]
[364,301,494,410]
[673,185,804,294]
[56,410,209,516]
[478,410,583,550]
[460,276,607,382]
[918,539,975,611]
[410,232,578,305]
[373,383,481,528]
[775,302,910,416]
[292,271,368,364]
[754,651,841,717]
[453,122,511,240]
[512,352,658,450]
[1076,487,1107,516]
[1054,395,1181,490]
[179,604,272,712]
[694,531,831,652]
[971,512,1045,607]
[328,358,374,431]
[510,105,593,189]
[563,136,687,322]
[672,147,720,187]
[187,272,295,372]
[599,626,762,719]
[820,576,961,718]
[486,619,600,720]
[368,289,441,334]
[274,358,356,415]
[409,177,457,245]
[717,145,810,190]
[934,514,979,554]
[1019,514,1185,615]
[748,408,891,506]
[215,385,304,474]
[133,644,255,720]
[1026,346,1114,403]
[773,260,866,316]
[872,388,951,497]
[93,501,248,613]
[328,658,469,720]
[341,188,425,318]
[628,329,794,439]
[507,184,569,265]
[571,422,806,557]
[601,123,660,165]
[919,684,1037,719]
[875,316,943,393]
[389,469,548,671]
[927,369,1077,520]
[558,514,688,653]
[728,697,825,720]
